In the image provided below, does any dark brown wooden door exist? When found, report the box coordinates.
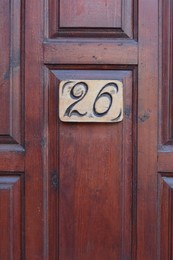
[1,0,172,259]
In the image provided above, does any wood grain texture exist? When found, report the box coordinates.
[0,175,23,260]
[45,69,134,259]
[0,0,24,256]
[159,175,173,260]
[161,0,173,145]
[157,13,173,260]
[25,0,45,258]
[0,0,23,144]
[0,144,24,172]
[0,0,163,258]
[47,0,136,38]
[60,0,121,28]
[45,70,59,260]
[0,0,10,134]
[158,150,173,172]
[45,68,135,259]
[137,0,159,259]
[44,40,138,65]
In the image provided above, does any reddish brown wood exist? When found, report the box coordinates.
[157,4,173,258]
[2,0,172,259]
[25,0,45,258]
[159,175,173,260]
[44,41,138,65]
[0,145,24,172]
[0,0,10,134]
[161,0,173,145]
[48,0,135,38]
[0,176,22,260]
[137,0,159,259]
[0,0,25,257]
[158,150,173,172]
[0,0,22,144]
[45,68,134,259]
[46,70,59,260]
[60,0,121,28]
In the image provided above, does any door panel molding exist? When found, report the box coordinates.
[0,175,24,260]
[43,40,138,65]
[46,0,137,39]
[161,0,173,146]
[44,66,137,259]
[0,0,24,145]
[159,174,173,259]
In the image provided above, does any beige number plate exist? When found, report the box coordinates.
[59,80,123,123]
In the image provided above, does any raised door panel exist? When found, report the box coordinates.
[60,0,122,27]
[159,175,173,259]
[0,175,23,259]
[161,0,173,145]
[0,0,24,256]
[48,0,137,38]
[0,0,23,144]
[158,2,173,259]
[45,67,136,259]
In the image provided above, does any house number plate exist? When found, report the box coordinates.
[59,80,123,123]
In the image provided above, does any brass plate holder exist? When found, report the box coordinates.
[59,80,123,123]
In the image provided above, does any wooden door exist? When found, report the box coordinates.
[1,0,171,259]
